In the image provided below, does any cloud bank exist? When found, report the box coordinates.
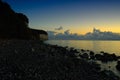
[47,28,120,40]
[55,26,63,30]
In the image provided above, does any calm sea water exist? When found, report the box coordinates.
[45,40,120,76]
[45,40,120,56]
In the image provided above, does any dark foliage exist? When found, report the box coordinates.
[0,1,47,40]
[17,13,29,23]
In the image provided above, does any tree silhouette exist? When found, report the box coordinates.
[17,13,29,24]
[0,1,32,39]
[0,0,48,40]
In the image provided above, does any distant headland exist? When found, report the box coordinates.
[0,0,48,40]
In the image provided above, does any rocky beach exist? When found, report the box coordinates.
[0,40,119,80]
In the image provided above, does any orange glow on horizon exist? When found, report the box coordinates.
[69,27,120,35]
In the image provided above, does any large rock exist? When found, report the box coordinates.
[116,61,120,71]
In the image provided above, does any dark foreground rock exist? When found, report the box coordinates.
[79,49,119,62]
[116,61,120,71]
[0,40,119,80]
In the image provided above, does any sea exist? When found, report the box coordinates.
[45,40,120,76]
[45,40,120,56]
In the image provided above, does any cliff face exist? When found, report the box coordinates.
[0,1,48,40]
[30,29,48,40]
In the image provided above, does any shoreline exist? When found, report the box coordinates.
[0,40,119,80]
[45,40,120,56]
[46,41,120,76]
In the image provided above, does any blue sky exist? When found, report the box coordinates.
[4,0,120,34]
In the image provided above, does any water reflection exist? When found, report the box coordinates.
[45,40,120,55]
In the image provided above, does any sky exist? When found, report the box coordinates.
[3,0,120,34]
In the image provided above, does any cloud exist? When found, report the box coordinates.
[47,28,120,40]
[47,30,80,40]
[47,31,56,35]
[55,26,63,30]
[64,30,70,35]
[83,28,120,40]
[47,31,56,39]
